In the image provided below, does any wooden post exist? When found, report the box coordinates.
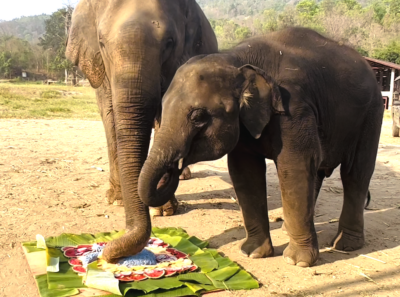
[389,68,395,110]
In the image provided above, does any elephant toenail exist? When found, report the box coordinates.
[249,252,262,259]
[296,261,310,267]
[284,256,296,265]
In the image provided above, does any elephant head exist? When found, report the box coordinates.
[66,0,217,262]
[138,55,284,208]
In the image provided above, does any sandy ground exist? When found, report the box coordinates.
[0,118,399,297]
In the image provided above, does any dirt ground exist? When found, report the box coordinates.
[0,117,399,297]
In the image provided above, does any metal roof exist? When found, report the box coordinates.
[364,57,400,71]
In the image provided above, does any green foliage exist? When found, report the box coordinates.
[373,41,400,64]
[39,7,74,73]
[202,0,400,63]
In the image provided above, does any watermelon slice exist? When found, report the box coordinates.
[77,244,93,249]
[72,266,86,274]
[116,275,133,282]
[64,249,79,258]
[166,248,187,259]
[61,246,76,252]
[68,258,82,267]
[77,247,90,253]
[189,265,198,272]
[165,268,177,277]
[130,274,148,281]
[144,269,165,279]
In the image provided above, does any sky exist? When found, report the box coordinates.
[0,0,79,21]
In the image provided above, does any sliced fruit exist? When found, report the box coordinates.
[165,269,177,277]
[166,248,187,259]
[72,266,87,274]
[64,249,79,258]
[77,244,93,249]
[77,247,90,253]
[144,269,165,279]
[68,258,83,267]
[189,265,198,272]
[116,275,133,282]
[152,239,164,246]
[61,246,76,252]
[130,274,148,281]
[120,271,132,276]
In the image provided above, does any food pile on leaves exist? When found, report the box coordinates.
[62,238,198,282]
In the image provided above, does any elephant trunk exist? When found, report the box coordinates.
[101,38,160,262]
[138,126,185,208]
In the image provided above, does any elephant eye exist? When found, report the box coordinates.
[189,109,208,126]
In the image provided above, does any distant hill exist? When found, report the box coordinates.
[197,0,368,19]
[0,14,49,43]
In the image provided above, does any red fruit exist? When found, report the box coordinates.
[189,265,198,272]
[72,266,86,274]
[61,246,76,252]
[166,248,187,259]
[165,269,177,277]
[144,269,165,279]
[161,243,169,248]
[77,245,93,249]
[116,275,133,282]
[130,274,148,281]
[77,247,90,253]
[64,249,79,258]
[68,258,82,267]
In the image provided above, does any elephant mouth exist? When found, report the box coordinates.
[148,159,186,207]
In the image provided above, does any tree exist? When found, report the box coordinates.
[39,6,74,81]
[373,41,400,64]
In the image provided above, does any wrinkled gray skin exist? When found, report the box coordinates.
[139,28,383,267]
[65,0,217,263]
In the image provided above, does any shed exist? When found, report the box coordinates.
[364,57,400,110]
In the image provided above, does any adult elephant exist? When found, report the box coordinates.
[138,27,383,267]
[66,0,217,262]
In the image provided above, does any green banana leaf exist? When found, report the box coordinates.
[177,273,212,285]
[122,278,183,295]
[189,252,218,273]
[35,274,79,297]
[224,270,259,290]
[85,262,122,295]
[47,263,85,289]
[126,286,198,297]
[207,267,240,282]
[187,237,208,249]
[24,227,259,297]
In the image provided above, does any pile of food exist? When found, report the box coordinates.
[62,237,198,282]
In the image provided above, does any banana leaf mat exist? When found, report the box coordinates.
[22,227,259,297]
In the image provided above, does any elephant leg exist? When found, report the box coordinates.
[228,145,274,259]
[149,119,179,217]
[331,121,380,251]
[96,83,122,205]
[282,169,325,235]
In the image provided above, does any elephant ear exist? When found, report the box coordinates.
[182,0,217,58]
[65,0,105,89]
[237,64,285,139]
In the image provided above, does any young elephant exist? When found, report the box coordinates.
[138,27,384,267]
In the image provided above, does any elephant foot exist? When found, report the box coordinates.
[106,187,122,205]
[283,238,319,267]
[150,195,179,217]
[241,236,274,258]
[179,167,192,180]
[331,226,364,251]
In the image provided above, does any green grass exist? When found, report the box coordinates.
[0,82,100,120]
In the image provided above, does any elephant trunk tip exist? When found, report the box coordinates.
[139,159,183,208]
